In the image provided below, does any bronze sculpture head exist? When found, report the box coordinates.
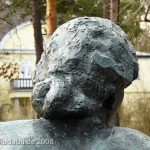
[32,17,138,124]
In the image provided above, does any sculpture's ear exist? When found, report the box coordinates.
[102,90,124,124]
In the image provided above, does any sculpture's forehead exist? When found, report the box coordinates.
[47,34,86,62]
[46,17,126,59]
[45,17,138,84]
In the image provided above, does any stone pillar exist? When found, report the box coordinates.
[14,97,19,120]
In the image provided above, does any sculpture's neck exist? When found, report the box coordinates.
[46,112,108,132]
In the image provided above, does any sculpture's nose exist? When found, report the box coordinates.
[32,76,72,119]
[42,78,71,111]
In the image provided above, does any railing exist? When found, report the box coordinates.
[10,78,33,90]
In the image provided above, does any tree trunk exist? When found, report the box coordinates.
[46,0,57,38]
[110,0,119,24]
[32,0,44,64]
[103,0,110,19]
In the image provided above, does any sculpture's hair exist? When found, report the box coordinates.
[45,17,138,87]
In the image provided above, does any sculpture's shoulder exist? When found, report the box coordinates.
[0,119,56,150]
[92,126,150,150]
[0,119,52,137]
[0,120,150,150]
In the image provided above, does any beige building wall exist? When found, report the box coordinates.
[125,56,150,93]
[0,52,36,121]
[124,55,150,105]
[0,22,38,121]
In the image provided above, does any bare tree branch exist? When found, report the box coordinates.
[0,1,17,12]
[0,17,13,26]
[144,5,150,22]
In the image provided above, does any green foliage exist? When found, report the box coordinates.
[0,0,31,29]
[57,0,103,25]
[119,0,150,52]
[0,0,46,26]
[119,0,143,39]
[9,0,31,19]
[74,0,103,17]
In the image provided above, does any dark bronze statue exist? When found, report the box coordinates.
[0,17,149,150]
